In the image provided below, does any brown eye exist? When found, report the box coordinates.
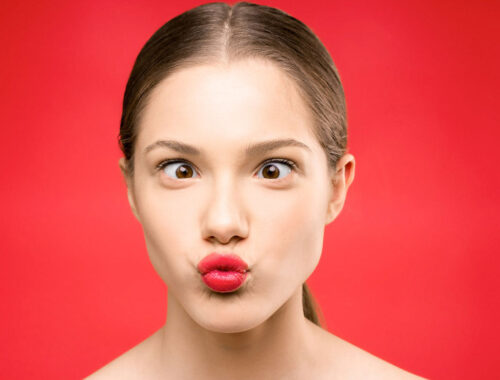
[161,161,198,179]
[257,161,293,180]
[176,164,194,178]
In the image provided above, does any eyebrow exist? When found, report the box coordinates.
[143,138,311,157]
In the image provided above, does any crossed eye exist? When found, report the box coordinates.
[160,160,294,180]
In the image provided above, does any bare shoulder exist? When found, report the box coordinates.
[310,322,427,379]
[84,329,162,380]
[328,335,426,379]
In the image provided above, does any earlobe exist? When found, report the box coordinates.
[118,157,141,223]
[325,153,356,225]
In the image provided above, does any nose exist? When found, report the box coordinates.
[200,175,249,245]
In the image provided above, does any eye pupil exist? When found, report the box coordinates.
[176,164,193,178]
[263,164,279,179]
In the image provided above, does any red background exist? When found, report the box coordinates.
[1,0,498,378]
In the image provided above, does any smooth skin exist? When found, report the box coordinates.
[87,58,424,379]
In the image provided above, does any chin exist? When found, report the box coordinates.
[198,315,264,334]
[190,300,271,334]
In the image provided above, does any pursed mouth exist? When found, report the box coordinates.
[197,252,249,275]
[197,252,250,293]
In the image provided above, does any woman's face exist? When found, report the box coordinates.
[121,58,341,333]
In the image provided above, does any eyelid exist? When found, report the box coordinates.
[258,157,297,169]
[155,158,198,172]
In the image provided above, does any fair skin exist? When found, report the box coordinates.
[87,58,424,379]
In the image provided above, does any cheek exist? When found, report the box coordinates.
[252,183,327,281]
[135,186,198,286]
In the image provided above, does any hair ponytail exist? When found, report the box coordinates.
[302,283,325,328]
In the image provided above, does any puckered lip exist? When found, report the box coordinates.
[197,252,249,275]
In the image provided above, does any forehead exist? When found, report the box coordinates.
[136,58,317,150]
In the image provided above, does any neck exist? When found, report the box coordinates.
[159,286,318,379]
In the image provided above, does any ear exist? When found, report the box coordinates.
[119,157,141,223]
[325,153,356,225]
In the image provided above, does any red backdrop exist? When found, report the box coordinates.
[1,0,498,378]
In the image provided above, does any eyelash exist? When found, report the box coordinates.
[155,158,297,179]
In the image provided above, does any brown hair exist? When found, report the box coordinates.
[119,1,347,329]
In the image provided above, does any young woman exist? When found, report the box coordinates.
[87,2,424,378]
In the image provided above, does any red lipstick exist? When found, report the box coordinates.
[197,252,249,293]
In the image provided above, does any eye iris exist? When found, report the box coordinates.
[176,164,193,178]
[263,164,280,179]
